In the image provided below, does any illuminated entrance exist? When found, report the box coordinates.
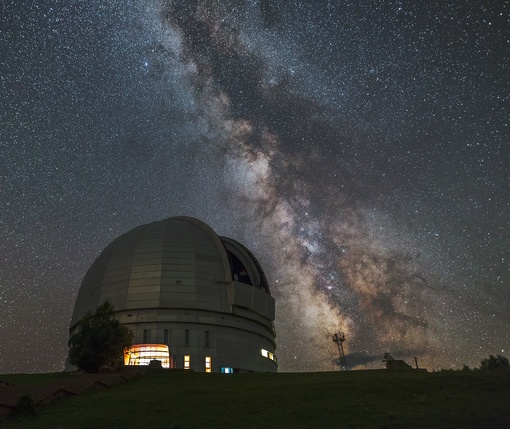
[124,344,172,369]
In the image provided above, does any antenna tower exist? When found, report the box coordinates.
[332,332,348,371]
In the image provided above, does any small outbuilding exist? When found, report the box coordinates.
[383,353,413,371]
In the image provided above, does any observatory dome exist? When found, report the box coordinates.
[68,216,277,373]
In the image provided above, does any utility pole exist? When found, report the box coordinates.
[332,332,348,371]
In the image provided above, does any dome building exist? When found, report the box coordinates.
[67,217,277,373]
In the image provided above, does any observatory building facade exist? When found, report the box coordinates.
[67,217,277,373]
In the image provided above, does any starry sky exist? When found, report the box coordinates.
[1,0,508,374]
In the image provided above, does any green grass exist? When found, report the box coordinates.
[0,372,69,386]
[2,369,509,428]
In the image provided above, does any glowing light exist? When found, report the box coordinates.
[261,349,277,363]
[124,344,171,368]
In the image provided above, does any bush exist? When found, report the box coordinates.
[69,301,133,372]
[9,394,36,418]
[479,354,510,370]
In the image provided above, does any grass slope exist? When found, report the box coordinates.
[2,369,510,429]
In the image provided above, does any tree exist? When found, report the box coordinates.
[68,301,133,372]
[479,354,510,370]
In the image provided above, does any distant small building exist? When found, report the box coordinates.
[383,353,413,371]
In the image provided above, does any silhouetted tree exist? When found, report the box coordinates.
[68,301,133,372]
[479,354,510,370]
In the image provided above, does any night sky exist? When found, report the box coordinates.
[1,1,508,374]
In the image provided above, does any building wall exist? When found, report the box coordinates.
[124,324,277,372]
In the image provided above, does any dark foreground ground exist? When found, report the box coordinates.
[1,368,509,428]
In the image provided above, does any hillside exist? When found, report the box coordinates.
[2,369,509,428]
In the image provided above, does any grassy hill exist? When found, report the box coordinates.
[2,369,509,428]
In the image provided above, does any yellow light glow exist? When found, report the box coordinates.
[261,348,277,362]
[184,355,190,369]
[124,344,171,368]
[205,356,212,372]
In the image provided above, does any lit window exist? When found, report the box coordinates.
[261,349,277,363]
[221,367,234,374]
[205,356,212,373]
[184,355,190,370]
[124,344,170,368]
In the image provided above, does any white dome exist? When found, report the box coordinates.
[69,216,277,373]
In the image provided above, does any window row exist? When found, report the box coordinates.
[142,329,210,347]
[183,355,212,372]
[123,347,269,372]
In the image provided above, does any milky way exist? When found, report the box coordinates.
[1,1,508,373]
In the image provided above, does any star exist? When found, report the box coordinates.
[0,0,508,373]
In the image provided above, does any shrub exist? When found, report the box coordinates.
[479,354,510,370]
[9,394,36,418]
